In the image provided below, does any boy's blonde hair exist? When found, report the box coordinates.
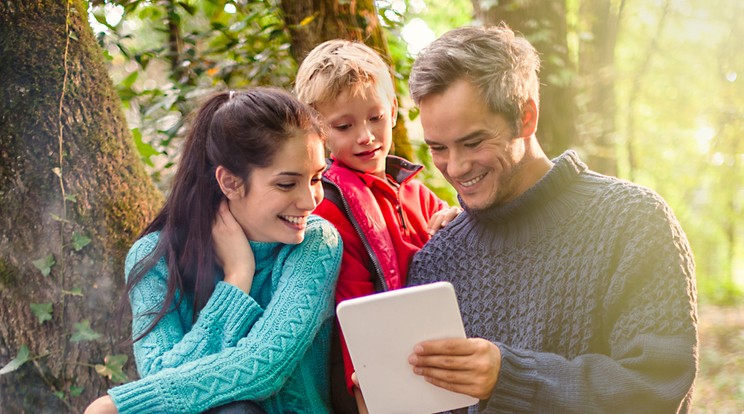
[294,39,396,107]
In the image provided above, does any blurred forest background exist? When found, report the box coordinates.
[0,0,742,412]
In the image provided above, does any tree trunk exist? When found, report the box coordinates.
[279,0,414,160]
[578,0,624,176]
[0,1,162,412]
[472,0,578,159]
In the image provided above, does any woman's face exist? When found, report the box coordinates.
[228,132,326,244]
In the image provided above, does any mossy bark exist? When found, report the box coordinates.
[279,0,414,160]
[0,1,162,412]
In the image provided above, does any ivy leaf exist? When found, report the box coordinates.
[0,345,30,375]
[71,232,91,251]
[30,303,53,325]
[32,254,55,277]
[70,385,85,397]
[95,354,128,383]
[65,194,77,203]
[70,320,101,342]
[54,391,65,399]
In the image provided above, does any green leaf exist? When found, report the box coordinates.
[70,385,84,397]
[70,320,102,343]
[120,70,139,89]
[54,391,64,399]
[30,303,53,325]
[32,254,55,277]
[71,232,92,251]
[0,345,30,375]
[132,128,160,167]
[65,194,77,203]
[95,354,128,383]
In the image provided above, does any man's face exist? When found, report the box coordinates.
[419,79,530,210]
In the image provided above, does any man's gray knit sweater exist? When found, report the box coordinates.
[408,151,698,413]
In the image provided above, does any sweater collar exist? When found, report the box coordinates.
[248,240,282,264]
[463,150,587,224]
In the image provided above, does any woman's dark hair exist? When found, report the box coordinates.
[126,87,326,342]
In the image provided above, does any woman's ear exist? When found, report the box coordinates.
[215,166,244,200]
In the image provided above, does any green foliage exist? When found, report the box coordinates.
[0,345,30,375]
[70,320,102,342]
[71,232,92,251]
[614,0,744,305]
[32,254,55,277]
[91,0,296,188]
[95,354,129,383]
[30,303,53,325]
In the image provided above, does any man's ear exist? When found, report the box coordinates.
[518,98,538,138]
[215,166,244,200]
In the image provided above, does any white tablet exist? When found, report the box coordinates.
[336,281,478,414]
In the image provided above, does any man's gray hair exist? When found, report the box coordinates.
[409,24,540,133]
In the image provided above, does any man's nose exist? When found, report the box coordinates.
[447,151,471,179]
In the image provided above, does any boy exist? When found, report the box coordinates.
[294,40,459,411]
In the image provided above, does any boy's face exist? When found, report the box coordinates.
[315,83,396,179]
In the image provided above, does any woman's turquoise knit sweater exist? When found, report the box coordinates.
[108,215,342,414]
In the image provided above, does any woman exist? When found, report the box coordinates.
[85,87,342,414]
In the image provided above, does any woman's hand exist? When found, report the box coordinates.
[84,395,118,414]
[427,206,463,235]
[213,199,256,293]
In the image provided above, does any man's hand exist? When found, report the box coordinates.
[408,337,501,400]
[427,206,463,235]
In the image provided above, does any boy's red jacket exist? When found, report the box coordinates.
[313,155,447,394]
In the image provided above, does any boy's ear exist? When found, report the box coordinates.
[518,98,538,138]
[215,166,244,200]
[391,97,399,128]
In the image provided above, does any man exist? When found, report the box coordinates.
[405,24,698,413]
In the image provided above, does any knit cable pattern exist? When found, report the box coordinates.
[109,215,342,414]
[409,151,697,413]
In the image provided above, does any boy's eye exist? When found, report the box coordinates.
[428,145,446,152]
[464,140,482,148]
[277,183,295,190]
[370,114,384,122]
[311,176,322,184]
[333,124,351,131]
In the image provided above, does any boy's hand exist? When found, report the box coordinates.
[427,206,463,235]
[408,337,501,400]
[351,372,369,414]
